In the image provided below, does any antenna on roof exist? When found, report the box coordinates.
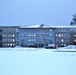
[70,13,76,26]
[39,24,44,28]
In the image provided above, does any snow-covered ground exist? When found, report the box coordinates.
[55,45,76,52]
[0,48,76,75]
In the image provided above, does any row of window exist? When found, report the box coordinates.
[56,34,69,37]
[2,33,69,37]
[3,39,15,42]
[56,39,69,42]
[21,34,54,37]
[22,39,48,42]
[57,30,67,32]
[61,44,67,46]
[3,43,15,46]
[20,29,53,32]
[26,39,36,41]
[3,30,15,32]
[20,34,70,37]
[23,43,67,47]
[3,34,15,37]
[21,34,36,37]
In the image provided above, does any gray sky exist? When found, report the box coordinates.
[0,0,76,26]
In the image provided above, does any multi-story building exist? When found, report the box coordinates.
[18,25,56,47]
[0,25,76,48]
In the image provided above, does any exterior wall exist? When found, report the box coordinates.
[18,28,56,47]
[0,26,19,47]
[55,28,71,47]
[0,28,2,47]
[1,26,76,48]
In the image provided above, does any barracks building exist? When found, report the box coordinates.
[0,24,76,47]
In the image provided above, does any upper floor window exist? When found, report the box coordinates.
[13,34,15,37]
[61,39,64,42]
[10,44,12,46]
[50,34,52,36]
[40,30,44,32]
[62,30,64,32]
[21,34,24,36]
[13,39,15,42]
[50,29,52,31]
[59,34,61,37]
[3,34,4,37]
[34,34,36,36]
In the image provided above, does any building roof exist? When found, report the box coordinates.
[20,24,76,29]
[20,24,51,28]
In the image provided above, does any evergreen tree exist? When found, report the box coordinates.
[70,13,76,26]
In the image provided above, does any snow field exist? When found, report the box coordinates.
[0,48,76,75]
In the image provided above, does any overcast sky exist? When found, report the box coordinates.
[0,0,76,26]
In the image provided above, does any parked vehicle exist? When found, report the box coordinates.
[45,44,56,49]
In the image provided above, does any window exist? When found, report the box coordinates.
[10,44,12,46]
[50,34,52,36]
[3,34,4,37]
[74,40,76,42]
[3,39,4,41]
[26,34,28,36]
[2,44,4,46]
[56,34,58,36]
[31,34,33,36]
[8,34,9,37]
[8,39,9,41]
[40,30,44,32]
[34,34,36,36]
[59,34,61,37]
[5,39,7,41]
[62,30,64,32]
[62,34,64,37]
[10,39,12,41]
[22,34,24,36]
[56,39,58,41]
[64,30,66,32]
[5,35,7,37]
[13,34,15,37]
[61,44,63,45]
[26,39,28,41]
[13,44,15,46]
[31,39,33,41]
[50,29,52,31]
[58,30,60,32]
[5,44,7,46]
[29,34,31,36]
[8,44,9,46]
[64,44,66,46]
[10,34,12,37]
[13,39,15,42]
[61,39,64,42]
[29,39,31,41]
[34,39,36,41]
[74,35,76,37]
